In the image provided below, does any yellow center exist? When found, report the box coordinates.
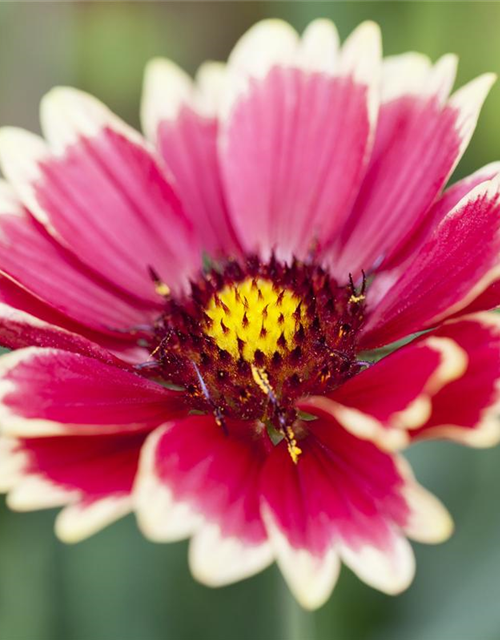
[203,278,305,361]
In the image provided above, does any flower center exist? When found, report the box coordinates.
[146,256,367,459]
[203,277,307,362]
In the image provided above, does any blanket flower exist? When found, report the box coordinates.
[0,19,499,609]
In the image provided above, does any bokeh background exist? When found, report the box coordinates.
[0,2,500,639]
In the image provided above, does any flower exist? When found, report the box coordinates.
[0,17,499,610]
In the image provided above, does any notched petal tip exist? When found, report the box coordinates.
[144,56,192,88]
[302,17,339,42]
[141,57,194,141]
[261,506,341,610]
[402,481,454,544]
[193,61,227,119]
[55,496,132,544]
[188,523,273,588]
[380,51,457,105]
[339,533,416,596]
[6,476,78,511]
[40,85,145,153]
[341,20,382,75]
[381,51,432,102]
[300,19,340,73]
[449,72,497,148]
[339,20,381,127]
[133,425,202,542]
[0,126,47,183]
[429,53,458,102]
[0,437,26,491]
[227,18,299,79]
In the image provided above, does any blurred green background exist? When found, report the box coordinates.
[1,2,500,639]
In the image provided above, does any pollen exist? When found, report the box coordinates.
[203,278,307,361]
[285,426,302,464]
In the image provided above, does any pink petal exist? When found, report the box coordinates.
[361,177,500,349]
[455,280,500,316]
[136,416,270,543]
[409,313,500,447]
[366,163,500,308]
[0,89,201,302]
[220,20,380,260]
[6,432,145,499]
[0,272,147,364]
[0,432,145,542]
[261,421,409,556]
[0,182,159,334]
[299,333,466,449]
[443,172,500,317]
[382,161,500,273]
[332,69,495,278]
[0,302,129,366]
[260,429,406,602]
[261,415,452,602]
[141,59,240,256]
[0,348,185,436]
[135,416,273,584]
[55,497,133,543]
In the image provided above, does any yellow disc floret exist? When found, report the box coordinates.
[203,278,306,361]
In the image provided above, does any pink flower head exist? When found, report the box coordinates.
[0,19,499,609]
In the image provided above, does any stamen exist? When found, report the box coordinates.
[252,364,302,463]
[148,266,171,297]
[148,330,172,360]
[284,425,302,464]
[191,361,228,435]
[251,364,275,401]
[348,272,366,304]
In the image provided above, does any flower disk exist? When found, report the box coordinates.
[150,258,366,438]
[203,277,307,362]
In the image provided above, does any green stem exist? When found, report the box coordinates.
[282,582,317,640]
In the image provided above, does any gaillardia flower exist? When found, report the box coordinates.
[0,18,499,609]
